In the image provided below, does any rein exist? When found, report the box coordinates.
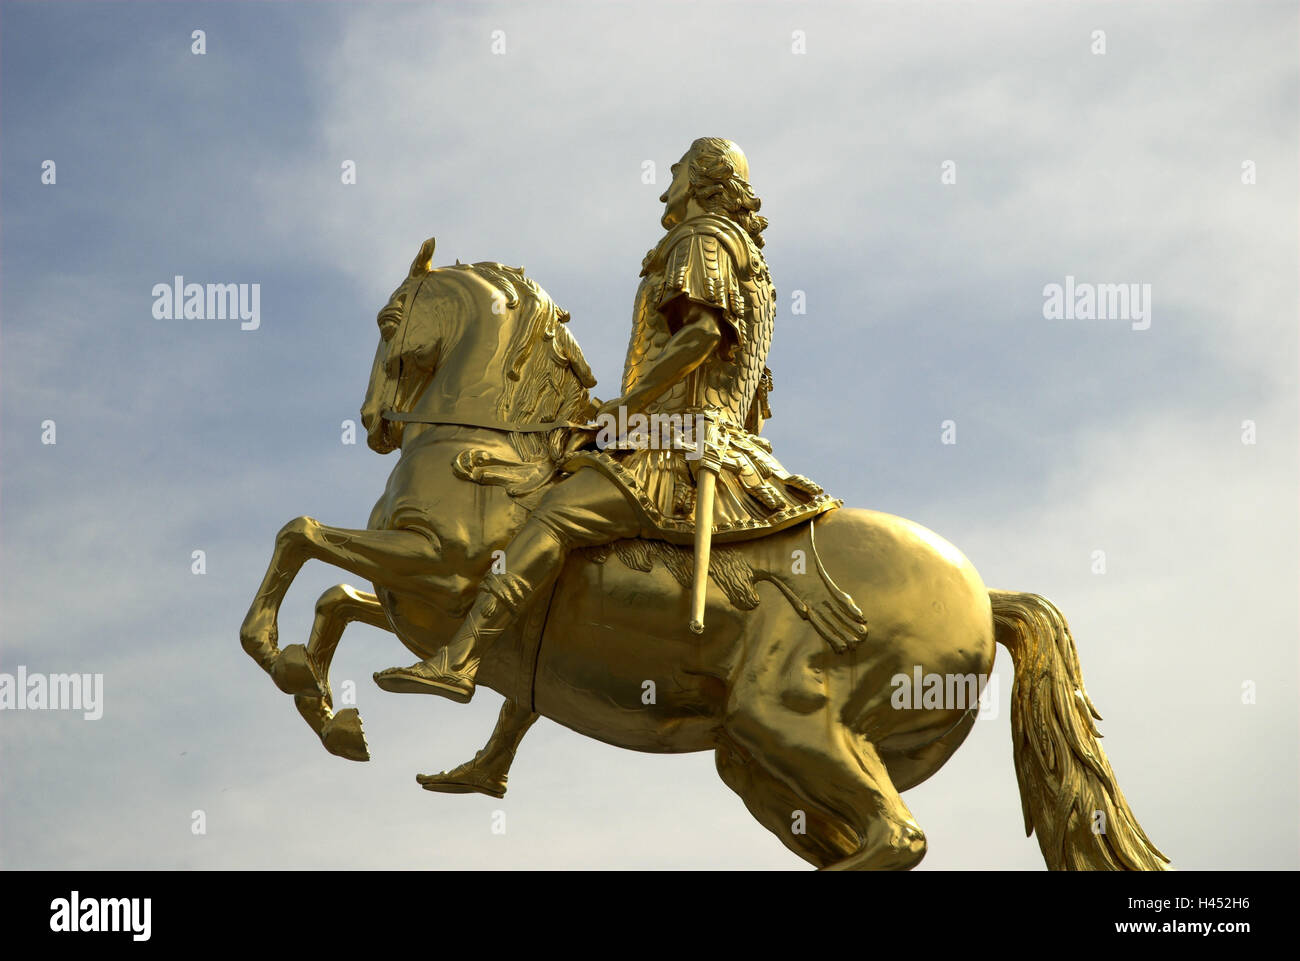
[381,410,593,434]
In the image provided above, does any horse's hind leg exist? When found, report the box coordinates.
[715,741,862,867]
[720,639,927,870]
[291,584,390,762]
[719,717,927,870]
[815,732,928,871]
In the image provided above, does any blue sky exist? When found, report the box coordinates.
[1,0,1296,869]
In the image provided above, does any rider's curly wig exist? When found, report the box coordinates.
[686,137,769,249]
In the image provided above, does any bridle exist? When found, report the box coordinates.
[378,272,591,436]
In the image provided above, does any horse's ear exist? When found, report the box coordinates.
[410,237,435,277]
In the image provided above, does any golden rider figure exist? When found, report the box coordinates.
[374,137,838,703]
[240,138,1168,870]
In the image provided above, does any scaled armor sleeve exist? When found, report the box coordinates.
[657,231,746,357]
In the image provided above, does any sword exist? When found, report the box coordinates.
[689,416,724,634]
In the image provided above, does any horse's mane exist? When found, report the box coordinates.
[450,261,597,461]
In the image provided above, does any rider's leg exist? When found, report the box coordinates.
[373,468,641,700]
[417,697,538,797]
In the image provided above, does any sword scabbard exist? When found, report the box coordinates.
[688,415,725,634]
[689,466,718,634]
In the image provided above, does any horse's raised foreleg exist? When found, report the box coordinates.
[240,516,439,686]
[292,584,390,762]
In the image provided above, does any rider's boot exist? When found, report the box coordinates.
[372,576,516,701]
[418,699,538,797]
[373,522,562,702]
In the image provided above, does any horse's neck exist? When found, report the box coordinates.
[406,314,520,425]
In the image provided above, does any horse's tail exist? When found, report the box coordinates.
[990,590,1170,870]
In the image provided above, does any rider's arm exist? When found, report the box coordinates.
[610,298,723,415]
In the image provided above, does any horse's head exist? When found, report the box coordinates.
[360,237,440,453]
[361,237,598,456]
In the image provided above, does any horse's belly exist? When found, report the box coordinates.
[531,555,746,753]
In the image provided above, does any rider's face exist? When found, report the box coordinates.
[659,152,692,228]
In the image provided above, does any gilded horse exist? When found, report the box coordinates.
[240,239,1168,871]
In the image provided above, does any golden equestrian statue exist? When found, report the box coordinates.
[240,138,1168,871]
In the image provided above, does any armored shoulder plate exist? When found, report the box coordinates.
[625,214,776,427]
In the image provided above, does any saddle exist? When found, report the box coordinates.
[584,518,867,653]
[451,439,867,659]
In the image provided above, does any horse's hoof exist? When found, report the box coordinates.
[322,708,369,762]
[271,644,328,698]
